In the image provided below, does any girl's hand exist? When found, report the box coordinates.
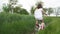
[45,14,48,17]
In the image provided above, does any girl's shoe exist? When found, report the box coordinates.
[40,23,45,30]
[38,23,45,30]
[35,24,39,31]
[38,24,41,31]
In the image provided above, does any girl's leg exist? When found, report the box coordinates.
[36,20,39,28]
[34,20,39,34]
[41,20,45,30]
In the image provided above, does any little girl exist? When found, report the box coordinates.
[34,3,47,30]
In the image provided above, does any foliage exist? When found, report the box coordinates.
[48,8,53,15]
[30,6,36,15]
[56,7,60,17]
[19,8,29,15]
[2,4,10,12]
[2,4,29,15]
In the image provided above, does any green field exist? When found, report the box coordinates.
[38,17,60,34]
[0,12,60,34]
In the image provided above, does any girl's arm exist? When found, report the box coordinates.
[42,10,47,15]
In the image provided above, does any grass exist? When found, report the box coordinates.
[38,17,60,34]
[0,12,60,34]
[0,12,35,34]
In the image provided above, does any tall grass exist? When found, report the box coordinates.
[0,12,60,34]
[0,12,35,34]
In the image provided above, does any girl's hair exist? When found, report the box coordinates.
[37,4,43,9]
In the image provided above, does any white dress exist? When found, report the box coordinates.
[34,8,43,20]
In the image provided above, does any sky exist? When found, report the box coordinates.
[0,0,60,12]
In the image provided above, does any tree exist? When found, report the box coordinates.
[19,8,29,15]
[56,7,60,17]
[48,8,53,16]
[12,5,29,15]
[57,7,60,15]
[2,4,10,13]
[2,0,29,15]
[30,6,36,15]
[8,0,18,14]
[2,5,29,15]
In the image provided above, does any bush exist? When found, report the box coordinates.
[0,12,35,34]
[19,8,29,15]
[13,7,29,15]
